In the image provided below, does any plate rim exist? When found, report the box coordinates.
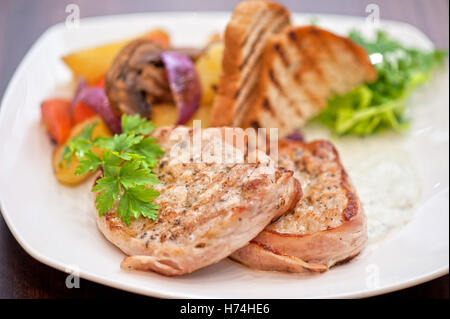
[1,200,448,299]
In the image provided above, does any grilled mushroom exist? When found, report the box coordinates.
[105,38,203,118]
[105,38,172,117]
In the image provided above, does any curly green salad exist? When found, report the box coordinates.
[316,31,448,136]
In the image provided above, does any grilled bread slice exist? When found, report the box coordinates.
[209,0,291,127]
[95,126,302,276]
[243,26,377,136]
[231,139,367,272]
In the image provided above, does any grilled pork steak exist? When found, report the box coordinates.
[210,0,291,127]
[95,126,302,276]
[231,139,367,272]
[243,26,377,136]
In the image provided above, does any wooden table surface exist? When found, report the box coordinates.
[0,0,448,299]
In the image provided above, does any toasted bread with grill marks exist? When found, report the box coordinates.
[231,139,367,272]
[243,26,377,136]
[209,0,291,127]
[95,126,302,276]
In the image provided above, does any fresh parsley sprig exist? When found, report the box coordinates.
[61,115,164,225]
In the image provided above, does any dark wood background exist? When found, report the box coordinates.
[0,0,448,299]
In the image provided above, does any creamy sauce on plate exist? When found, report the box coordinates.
[304,124,422,244]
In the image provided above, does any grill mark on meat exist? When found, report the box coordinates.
[264,140,361,237]
[318,141,359,221]
[249,240,283,255]
[98,127,299,233]
[93,123,302,276]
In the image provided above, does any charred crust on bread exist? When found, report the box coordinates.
[273,42,289,67]
[268,69,284,94]
[262,98,275,116]
[242,25,376,136]
[210,0,291,127]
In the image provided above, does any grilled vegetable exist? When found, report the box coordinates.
[54,116,111,185]
[41,98,72,144]
[72,102,96,125]
[151,103,212,127]
[77,87,122,134]
[195,42,224,105]
[61,114,164,222]
[62,30,170,84]
[105,38,169,117]
[286,131,304,142]
[161,51,201,124]
[70,77,87,111]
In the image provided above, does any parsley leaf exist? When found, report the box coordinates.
[76,150,102,175]
[117,187,160,225]
[61,114,164,225]
[93,176,121,215]
[122,114,155,135]
[129,138,164,168]
[60,121,99,168]
[119,161,159,188]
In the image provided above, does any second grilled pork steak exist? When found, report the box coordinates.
[210,0,290,127]
[95,126,302,276]
[231,139,367,272]
[243,26,377,137]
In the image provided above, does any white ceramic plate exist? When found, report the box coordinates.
[0,12,448,299]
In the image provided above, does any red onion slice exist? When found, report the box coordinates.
[71,77,88,112]
[161,51,201,125]
[77,87,122,134]
[286,130,304,142]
